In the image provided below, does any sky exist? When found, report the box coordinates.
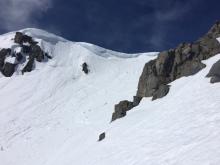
[0,0,220,53]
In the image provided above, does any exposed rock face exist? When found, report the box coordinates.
[0,49,11,69]
[15,52,23,62]
[111,100,133,121]
[22,45,31,54]
[137,22,220,99]
[14,32,34,45]
[2,62,16,77]
[111,21,220,122]
[207,21,220,38]
[137,60,158,97]
[22,58,35,74]
[30,45,44,62]
[0,32,50,77]
[152,84,170,100]
[111,96,142,121]
[206,59,220,83]
[14,32,23,44]
[98,132,105,141]
[133,96,142,106]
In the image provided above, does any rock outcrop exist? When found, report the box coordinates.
[111,96,142,121]
[206,59,220,83]
[111,21,220,122]
[137,21,220,99]
[0,49,11,69]
[14,32,35,45]
[0,32,50,77]
[22,58,35,74]
[111,100,133,121]
[2,62,16,77]
[30,45,45,62]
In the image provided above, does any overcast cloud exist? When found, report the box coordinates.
[0,0,52,31]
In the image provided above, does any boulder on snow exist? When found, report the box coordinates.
[0,48,11,69]
[14,32,35,45]
[111,100,133,121]
[82,62,89,74]
[98,132,105,141]
[2,62,16,77]
[206,59,220,83]
[111,96,142,122]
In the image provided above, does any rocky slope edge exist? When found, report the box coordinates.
[112,21,220,121]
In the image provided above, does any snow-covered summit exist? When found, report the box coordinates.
[0,28,157,78]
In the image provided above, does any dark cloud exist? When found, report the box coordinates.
[0,0,220,53]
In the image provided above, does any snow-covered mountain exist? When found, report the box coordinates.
[0,22,220,165]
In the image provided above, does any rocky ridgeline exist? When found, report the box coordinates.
[0,32,51,77]
[111,21,220,122]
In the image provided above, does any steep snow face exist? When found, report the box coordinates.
[0,28,157,165]
[0,29,220,165]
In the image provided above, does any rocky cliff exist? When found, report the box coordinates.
[112,21,220,121]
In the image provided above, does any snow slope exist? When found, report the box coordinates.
[0,29,220,165]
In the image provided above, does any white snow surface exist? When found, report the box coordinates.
[0,28,220,165]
